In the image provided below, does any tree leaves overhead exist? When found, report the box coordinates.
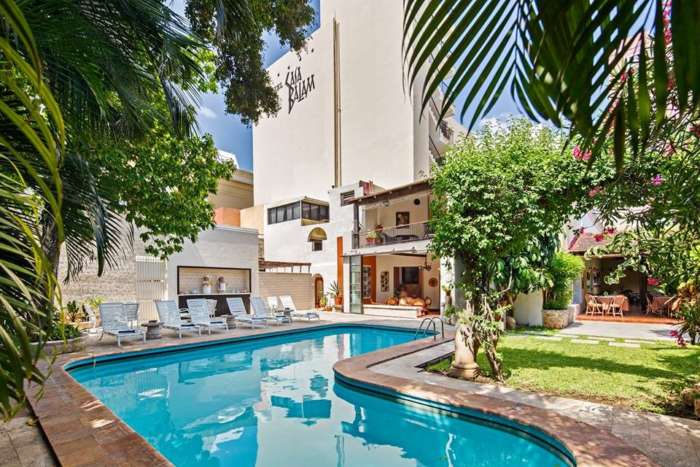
[404,0,699,164]
[0,0,64,419]
[186,0,315,125]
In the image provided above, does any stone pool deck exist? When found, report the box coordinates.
[2,313,695,466]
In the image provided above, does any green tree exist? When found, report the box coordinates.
[403,1,696,163]
[0,0,64,419]
[430,120,610,381]
[186,0,315,124]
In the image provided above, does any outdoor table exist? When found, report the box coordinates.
[595,295,629,314]
[141,321,162,340]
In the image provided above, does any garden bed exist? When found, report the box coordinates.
[427,334,700,418]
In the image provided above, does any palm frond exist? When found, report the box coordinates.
[0,0,64,420]
[404,0,697,162]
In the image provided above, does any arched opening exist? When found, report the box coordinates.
[314,275,324,308]
[308,227,327,252]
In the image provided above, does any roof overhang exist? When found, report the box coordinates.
[343,179,432,206]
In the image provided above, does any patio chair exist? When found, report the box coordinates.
[609,295,625,318]
[279,295,320,321]
[206,299,218,317]
[268,296,293,322]
[587,294,605,316]
[155,300,201,338]
[226,297,267,328]
[99,302,145,347]
[668,296,682,319]
[251,296,289,325]
[187,299,228,334]
[646,293,664,316]
[124,302,139,328]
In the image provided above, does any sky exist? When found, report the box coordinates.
[170,1,520,172]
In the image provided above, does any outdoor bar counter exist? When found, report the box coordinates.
[177,265,252,315]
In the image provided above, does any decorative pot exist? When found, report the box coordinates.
[542,309,570,329]
[448,324,480,380]
[334,296,343,306]
[40,334,87,355]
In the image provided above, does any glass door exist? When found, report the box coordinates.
[349,256,363,314]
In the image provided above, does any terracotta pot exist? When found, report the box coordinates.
[334,296,343,306]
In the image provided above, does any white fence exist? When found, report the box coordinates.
[135,256,166,322]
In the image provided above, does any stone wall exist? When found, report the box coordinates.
[258,272,314,310]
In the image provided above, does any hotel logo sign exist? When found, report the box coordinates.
[284,66,315,114]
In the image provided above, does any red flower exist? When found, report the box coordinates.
[594,233,605,242]
[647,277,660,287]
[588,187,602,197]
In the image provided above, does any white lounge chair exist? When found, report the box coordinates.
[267,296,293,322]
[187,299,228,334]
[251,296,289,325]
[206,299,217,317]
[124,302,139,329]
[155,300,201,338]
[279,295,320,321]
[99,302,145,347]
[226,297,267,328]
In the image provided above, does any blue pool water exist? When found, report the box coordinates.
[70,326,572,466]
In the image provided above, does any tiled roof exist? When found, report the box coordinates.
[568,232,615,254]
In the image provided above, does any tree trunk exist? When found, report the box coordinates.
[449,323,481,379]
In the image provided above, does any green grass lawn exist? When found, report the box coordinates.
[428,334,700,416]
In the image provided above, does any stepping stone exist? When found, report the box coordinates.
[624,340,652,345]
[608,342,640,348]
[534,336,562,341]
[571,339,599,345]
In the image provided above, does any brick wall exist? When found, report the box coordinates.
[258,272,314,310]
[58,253,137,305]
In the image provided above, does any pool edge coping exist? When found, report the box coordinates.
[25,322,418,466]
[26,321,659,467]
[333,336,660,467]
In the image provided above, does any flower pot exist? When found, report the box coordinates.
[334,296,343,306]
[40,334,88,356]
[542,309,570,329]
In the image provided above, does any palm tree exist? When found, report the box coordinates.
[0,0,64,419]
[403,0,696,163]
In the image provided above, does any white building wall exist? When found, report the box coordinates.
[262,184,361,295]
[165,226,259,300]
[253,0,434,206]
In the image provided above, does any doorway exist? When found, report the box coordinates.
[314,276,324,308]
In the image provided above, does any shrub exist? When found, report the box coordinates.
[544,252,584,310]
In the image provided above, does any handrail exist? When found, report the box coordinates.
[414,316,445,341]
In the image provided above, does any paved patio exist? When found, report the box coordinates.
[372,341,700,467]
[561,320,676,340]
[0,312,694,466]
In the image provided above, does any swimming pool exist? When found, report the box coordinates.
[69,326,573,466]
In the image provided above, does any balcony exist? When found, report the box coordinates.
[354,221,432,249]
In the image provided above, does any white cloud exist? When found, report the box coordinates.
[199,106,217,119]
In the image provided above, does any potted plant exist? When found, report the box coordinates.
[366,229,379,245]
[328,281,343,306]
[64,300,85,323]
[542,252,584,329]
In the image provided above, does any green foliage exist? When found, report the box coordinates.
[44,321,81,341]
[543,253,584,310]
[403,1,696,165]
[430,119,611,379]
[92,132,234,259]
[0,0,64,419]
[186,0,315,125]
[63,300,84,323]
[327,281,341,298]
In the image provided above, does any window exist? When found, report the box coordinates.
[401,267,420,285]
[340,191,355,205]
[267,202,301,225]
[308,227,326,251]
[301,201,329,222]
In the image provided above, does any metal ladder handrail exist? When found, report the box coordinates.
[415,316,445,340]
